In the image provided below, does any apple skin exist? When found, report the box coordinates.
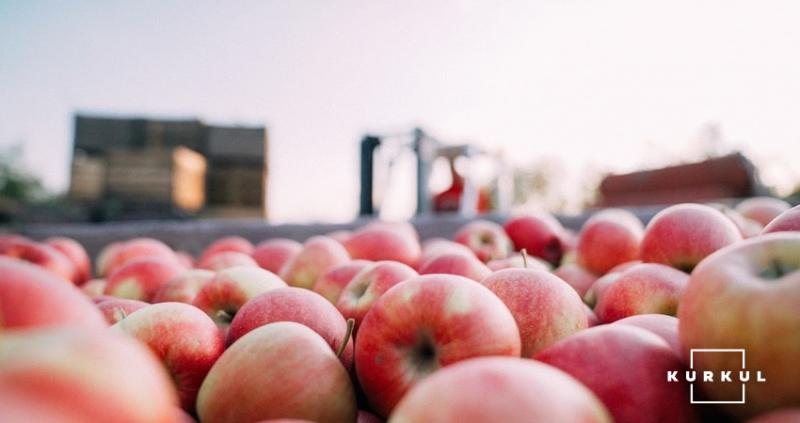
[535,325,696,423]
[355,274,521,417]
[0,239,77,282]
[487,254,550,272]
[389,357,611,423]
[503,213,567,266]
[762,204,800,234]
[280,236,351,289]
[343,225,421,267]
[614,314,681,355]
[104,256,186,302]
[0,257,107,330]
[192,266,287,329]
[454,219,513,262]
[640,203,742,272]
[0,328,178,423]
[481,268,588,356]
[419,238,475,267]
[678,232,800,419]
[594,263,689,323]
[251,238,302,274]
[312,260,372,304]
[175,251,196,268]
[337,261,418,330]
[199,236,254,263]
[553,263,598,297]
[227,287,354,370]
[197,251,259,271]
[98,238,177,277]
[45,236,91,284]
[96,298,148,324]
[358,410,384,423]
[746,408,800,423]
[112,302,225,411]
[80,278,107,298]
[584,304,600,327]
[583,271,622,307]
[418,252,491,282]
[153,269,215,303]
[577,209,644,275]
[197,322,357,423]
[736,197,792,227]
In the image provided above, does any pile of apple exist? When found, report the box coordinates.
[1,198,799,423]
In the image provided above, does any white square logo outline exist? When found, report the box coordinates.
[688,348,746,404]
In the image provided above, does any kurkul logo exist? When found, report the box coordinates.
[666,349,766,404]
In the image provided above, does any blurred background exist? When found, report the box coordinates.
[1,0,799,225]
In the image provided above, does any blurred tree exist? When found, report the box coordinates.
[0,144,45,203]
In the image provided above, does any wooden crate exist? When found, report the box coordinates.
[69,154,106,201]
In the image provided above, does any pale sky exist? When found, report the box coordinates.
[1,1,799,223]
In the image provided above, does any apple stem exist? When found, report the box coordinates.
[337,318,355,358]
[113,307,128,322]
[520,249,529,269]
[216,309,233,323]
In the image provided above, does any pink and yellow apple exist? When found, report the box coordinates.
[251,238,302,273]
[577,209,643,274]
[594,263,689,323]
[280,236,350,289]
[503,213,567,266]
[104,256,186,302]
[153,269,215,303]
[312,260,372,304]
[453,219,513,262]
[336,260,417,329]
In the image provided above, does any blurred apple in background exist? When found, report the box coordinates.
[418,252,491,282]
[104,256,186,302]
[594,263,689,323]
[337,260,417,330]
[762,204,800,234]
[197,251,259,271]
[80,278,107,298]
[96,297,148,324]
[312,260,372,304]
[343,224,421,267]
[553,262,598,297]
[281,236,350,289]
[153,269,215,303]
[613,314,681,355]
[44,236,91,284]
[199,236,254,263]
[0,239,76,282]
[577,209,643,275]
[454,219,513,262]
[251,238,302,273]
[503,213,567,266]
[98,238,177,277]
[736,197,792,227]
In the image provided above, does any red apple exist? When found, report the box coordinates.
[113,302,225,411]
[481,268,587,356]
[193,266,287,329]
[678,232,800,419]
[104,256,186,302]
[153,269,215,303]
[199,236,254,263]
[0,328,178,423]
[762,204,800,234]
[312,260,372,304]
[358,410,383,423]
[614,314,680,355]
[251,238,302,274]
[553,263,598,297]
[197,322,357,423]
[197,251,259,271]
[96,297,148,324]
[99,238,177,277]
[583,271,621,307]
[736,197,792,227]
[389,357,611,423]
[535,325,696,423]
[0,239,77,282]
[355,274,521,416]
[343,225,421,267]
[503,212,567,266]
[0,257,106,330]
[80,278,107,298]
[45,236,91,284]
[418,252,491,282]
[337,261,417,329]
[594,263,689,323]
[577,209,643,274]
[280,236,351,289]
[227,287,354,369]
[640,203,742,272]
[454,219,513,262]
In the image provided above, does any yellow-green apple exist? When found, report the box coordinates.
[762,205,800,234]
[199,236,254,263]
[418,252,491,282]
[343,224,420,267]
[80,278,107,298]
[594,263,689,323]
[197,322,357,423]
[0,239,76,282]
[312,260,372,304]
[112,302,225,411]
[337,261,417,329]
[280,236,350,289]
[614,314,680,355]
[388,357,611,423]
[153,269,215,303]
[746,408,800,423]
[553,263,598,297]
[577,209,643,274]
[355,274,521,416]
[640,203,742,272]
[503,212,567,266]
[481,268,587,356]
[98,237,178,277]
[454,219,513,262]
[0,328,178,423]
[487,254,550,272]
[96,297,148,324]
[535,325,696,423]
[197,251,259,271]
[193,266,287,330]
[251,238,302,273]
[736,197,792,227]
[104,256,186,302]
[45,236,91,284]
[227,287,354,369]
[678,232,800,419]
[0,257,106,330]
